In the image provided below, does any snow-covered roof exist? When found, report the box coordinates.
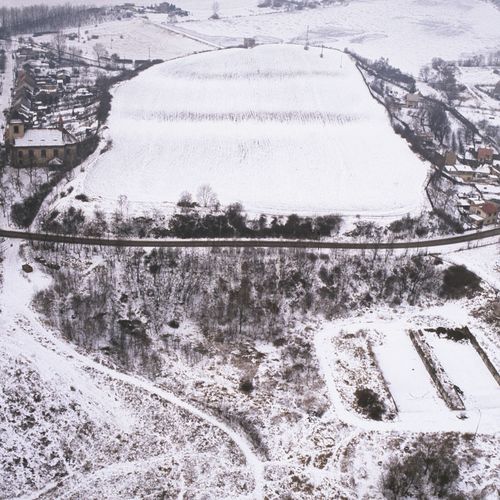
[469,214,484,222]
[475,164,491,174]
[446,165,474,173]
[15,128,76,148]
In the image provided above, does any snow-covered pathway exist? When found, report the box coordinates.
[315,316,500,434]
[0,242,265,499]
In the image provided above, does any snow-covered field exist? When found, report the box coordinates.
[78,44,428,216]
[168,0,500,74]
[424,331,500,411]
[35,18,209,61]
[317,313,500,433]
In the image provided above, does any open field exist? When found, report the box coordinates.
[35,17,209,62]
[79,44,428,216]
[424,331,500,410]
[170,0,500,74]
[317,315,500,433]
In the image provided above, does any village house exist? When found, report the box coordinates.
[477,147,494,164]
[444,164,475,182]
[405,92,423,108]
[469,201,499,227]
[443,150,457,166]
[6,119,78,168]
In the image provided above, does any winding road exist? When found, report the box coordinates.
[1,226,500,250]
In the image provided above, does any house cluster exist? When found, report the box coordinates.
[11,44,94,129]
[3,42,100,168]
[443,146,500,227]
[443,146,500,184]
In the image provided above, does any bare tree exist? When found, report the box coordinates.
[197,184,218,208]
[211,1,220,19]
[93,43,108,66]
[52,31,67,62]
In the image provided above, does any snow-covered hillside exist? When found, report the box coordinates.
[80,44,428,216]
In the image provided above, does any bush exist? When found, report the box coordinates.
[441,265,481,298]
[354,388,386,420]
[239,379,254,394]
[75,193,89,202]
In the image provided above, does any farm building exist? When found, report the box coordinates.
[7,119,78,168]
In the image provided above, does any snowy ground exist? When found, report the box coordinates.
[443,242,500,291]
[74,44,428,217]
[35,17,210,62]
[424,330,500,411]
[0,241,263,499]
[0,41,15,134]
[169,0,500,74]
[316,311,500,434]
[455,66,500,130]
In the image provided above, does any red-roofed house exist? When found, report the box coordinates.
[470,202,499,226]
[477,147,494,164]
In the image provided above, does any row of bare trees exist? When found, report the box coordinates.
[0,5,107,36]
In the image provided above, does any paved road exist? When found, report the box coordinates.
[1,227,500,250]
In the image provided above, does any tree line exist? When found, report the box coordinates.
[0,4,107,37]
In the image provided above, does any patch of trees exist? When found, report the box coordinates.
[388,215,428,238]
[420,58,464,103]
[426,171,465,234]
[11,168,72,227]
[34,247,444,370]
[425,101,451,145]
[381,435,463,499]
[458,50,500,67]
[346,50,416,91]
[0,5,108,36]
[149,2,188,16]
[169,209,343,239]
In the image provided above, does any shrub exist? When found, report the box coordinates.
[239,379,254,394]
[441,265,481,298]
[354,387,386,420]
[75,193,89,202]
[167,319,180,329]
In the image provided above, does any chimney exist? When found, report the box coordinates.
[58,115,64,131]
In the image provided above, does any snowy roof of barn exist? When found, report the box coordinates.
[14,128,76,148]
